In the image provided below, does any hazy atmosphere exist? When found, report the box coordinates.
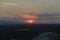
[0,0,60,23]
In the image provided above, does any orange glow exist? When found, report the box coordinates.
[19,13,38,19]
[24,20,35,23]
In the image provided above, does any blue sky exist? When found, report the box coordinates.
[0,0,60,23]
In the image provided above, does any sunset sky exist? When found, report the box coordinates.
[0,0,60,23]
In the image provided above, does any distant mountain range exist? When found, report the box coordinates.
[0,20,25,25]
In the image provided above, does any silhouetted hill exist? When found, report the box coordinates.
[0,24,59,40]
[0,24,59,32]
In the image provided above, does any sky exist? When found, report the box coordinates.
[0,0,60,23]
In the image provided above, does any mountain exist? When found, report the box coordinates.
[0,20,24,25]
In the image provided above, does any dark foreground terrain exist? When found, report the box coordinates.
[0,24,59,40]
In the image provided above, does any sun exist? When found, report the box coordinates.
[27,20,34,23]
[24,20,35,24]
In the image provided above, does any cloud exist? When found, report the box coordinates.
[0,13,17,18]
[17,13,38,19]
[0,13,60,23]
[0,2,17,6]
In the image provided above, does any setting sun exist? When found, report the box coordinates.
[24,20,35,24]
